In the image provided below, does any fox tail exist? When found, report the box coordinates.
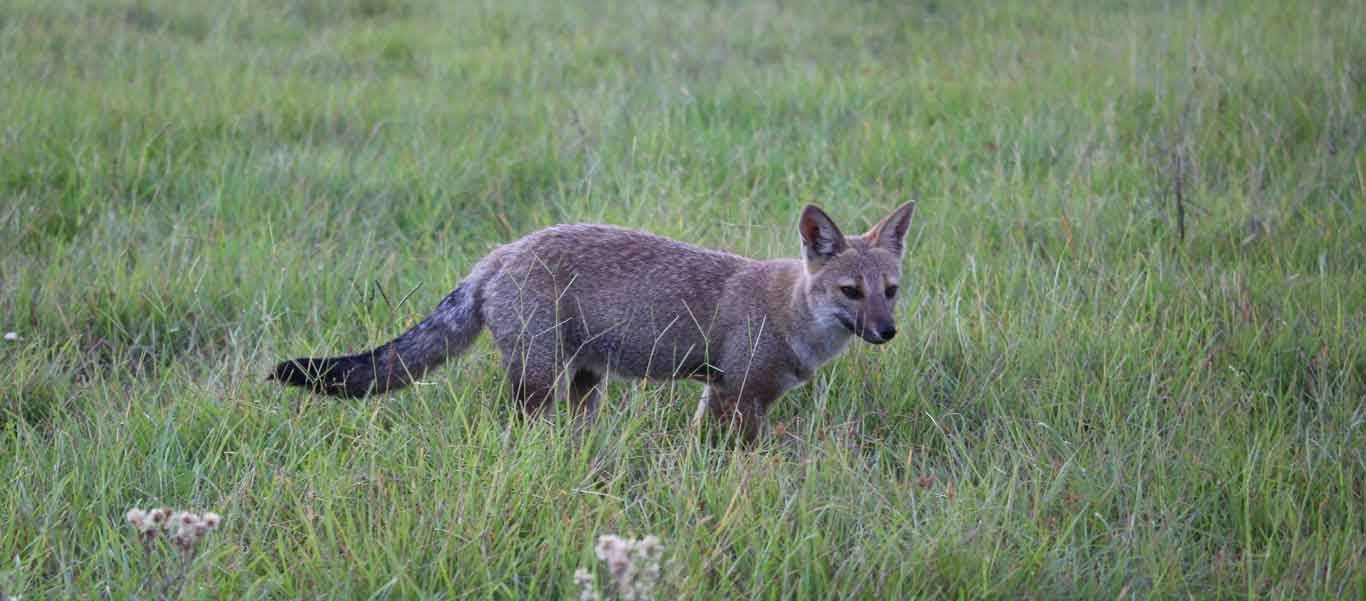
[270,266,490,398]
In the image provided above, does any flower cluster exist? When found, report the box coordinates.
[126,507,222,553]
[575,534,665,601]
[123,506,225,599]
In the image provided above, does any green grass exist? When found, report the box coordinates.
[2,0,1363,598]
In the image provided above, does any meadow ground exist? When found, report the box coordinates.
[2,0,1363,598]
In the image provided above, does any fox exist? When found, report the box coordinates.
[270,202,916,441]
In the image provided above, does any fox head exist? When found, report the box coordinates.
[798,202,916,345]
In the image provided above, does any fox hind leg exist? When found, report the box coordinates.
[486,293,576,417]
[499,336,571,417]
[569,367,604,420]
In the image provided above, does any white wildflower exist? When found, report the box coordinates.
[573,567,600,601]
[585,534,666,601]
[126,508,148,531]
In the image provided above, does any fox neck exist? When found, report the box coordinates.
[786,270,855,372]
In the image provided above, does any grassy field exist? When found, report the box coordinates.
[2,0,1363,598]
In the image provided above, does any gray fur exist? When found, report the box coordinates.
[272,203,916,441]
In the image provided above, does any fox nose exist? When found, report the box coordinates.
[878,325,897,341]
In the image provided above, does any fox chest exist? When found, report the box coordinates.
[769,333,852,395]
[789,324,854,373]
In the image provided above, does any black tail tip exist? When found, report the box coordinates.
[270,357,352,396]
[271,358,313,387]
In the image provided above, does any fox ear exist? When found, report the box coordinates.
[865,201,916,256]
[799,204,847,264]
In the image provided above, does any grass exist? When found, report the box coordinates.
[1,0,1363,598]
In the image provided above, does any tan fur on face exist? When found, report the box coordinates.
[804,238,903,344]
[799,202,915,345]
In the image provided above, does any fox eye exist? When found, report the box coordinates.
[885,285,898,299]
[839,285,863,300]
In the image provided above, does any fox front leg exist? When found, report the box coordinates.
[705,387,776,443]
[691,386,713,432]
